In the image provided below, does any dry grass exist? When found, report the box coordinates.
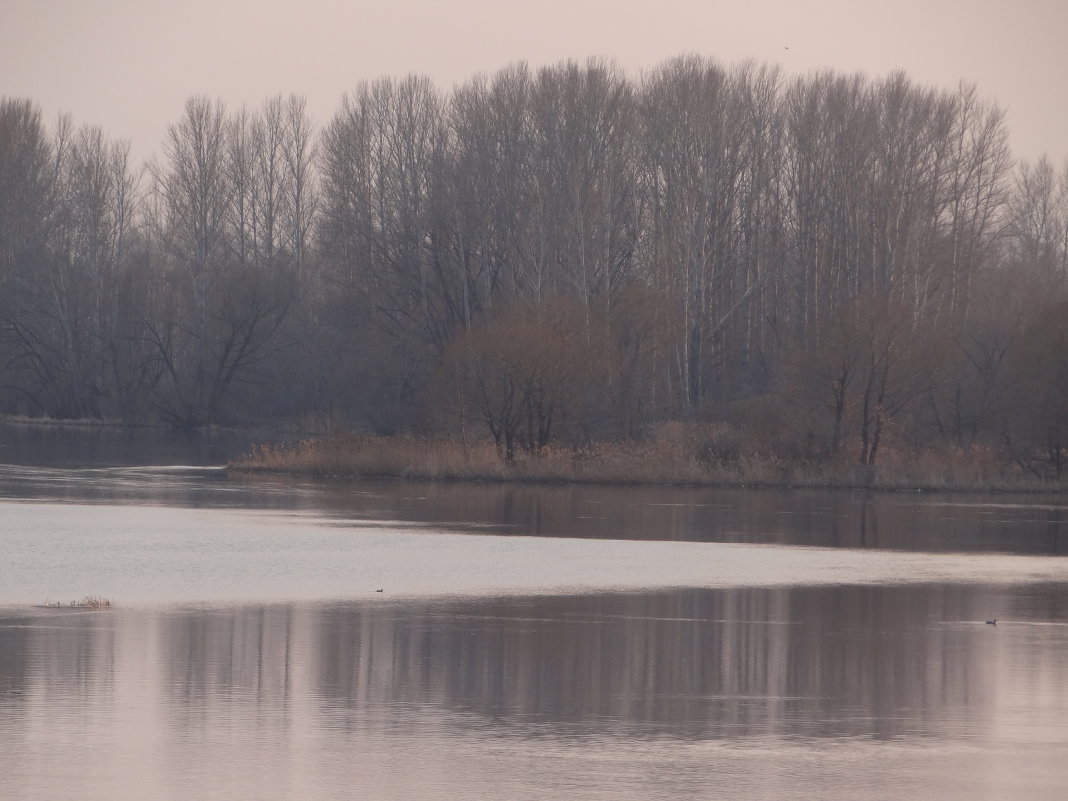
[232,434,511,480]
[78,596,113,609]
[230,426,1067,493]
[42,596,114,609]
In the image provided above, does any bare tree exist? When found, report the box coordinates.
[320,76,448,342]
[0,98,54,412]
[938,83,1012,318]
[147,97,295,425]
[442,297,608,460]
[1009,156,1067,282]
[282,94,317,282]
[1004,297,1068,478]
[641,56,751,412]
[0,103,146,419]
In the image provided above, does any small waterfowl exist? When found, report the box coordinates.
[986,619,997,625]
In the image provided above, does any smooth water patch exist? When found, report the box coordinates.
[2,459,1068,799]
[1,586,1066,801]
[4,464,1067,556]
[3,499,1068,606]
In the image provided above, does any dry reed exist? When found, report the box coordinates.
[229,427,1066,493]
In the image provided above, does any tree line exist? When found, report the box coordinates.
[2,56,1067,474]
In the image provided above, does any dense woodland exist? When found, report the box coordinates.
[2,57,1067,477]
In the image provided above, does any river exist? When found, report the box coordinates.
[1,426,1066,799]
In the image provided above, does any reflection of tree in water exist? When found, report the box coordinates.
[310,587,999,741]
[270,481,1068,558]
[1046,507,1068,555]
[4,584,1067,747]
[0,615,32,698]
[857,496,879,548]
[161,605,297,709]
[0,611,114,703]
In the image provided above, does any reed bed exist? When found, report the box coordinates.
[230,428,1066,493]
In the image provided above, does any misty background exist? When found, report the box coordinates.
[3,0,1066,165]
[1,1,1067,476]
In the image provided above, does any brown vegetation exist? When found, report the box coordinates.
[231,423,1065,492]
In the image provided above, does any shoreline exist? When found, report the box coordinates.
[228,434,1068,495]
[5,416,1061,494]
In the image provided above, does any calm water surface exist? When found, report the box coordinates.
[1,435,1067,800]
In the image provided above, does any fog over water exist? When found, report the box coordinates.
[3,1,1068,794]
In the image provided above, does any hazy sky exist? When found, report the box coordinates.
[2,0,1066,166]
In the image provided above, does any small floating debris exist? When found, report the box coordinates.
[41,596,114,609]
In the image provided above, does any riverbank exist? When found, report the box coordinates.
[0,417,270,469]
[229,431,1067,493]
[0,414,158,428]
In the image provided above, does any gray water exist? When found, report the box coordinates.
[1,443,1068,799]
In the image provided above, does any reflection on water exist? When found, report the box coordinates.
[2,586,1067,800]
[310,587,990,741]
[2,445,1068,798]
[0,421,258,468]
[4,498,1068,606]
[1,463,1067,555]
